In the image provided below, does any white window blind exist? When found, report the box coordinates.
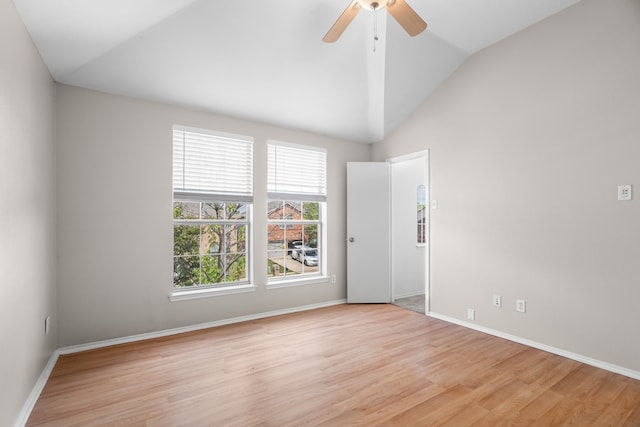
[173,126,253,202]
[267,142,327,202]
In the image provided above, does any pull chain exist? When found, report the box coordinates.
[373,9,379,52]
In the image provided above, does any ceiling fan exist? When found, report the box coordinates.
[323,0,427,43]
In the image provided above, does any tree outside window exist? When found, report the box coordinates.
[173,202,248,287]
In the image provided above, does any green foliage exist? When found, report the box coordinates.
[302,202,319,247]
[173,204,201,286]
[173,201,248,287]
[302,202,319,220]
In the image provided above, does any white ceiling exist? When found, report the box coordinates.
[14,0,581,143]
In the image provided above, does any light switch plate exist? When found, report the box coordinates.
[493,295,502,308]
[618,185,632,201]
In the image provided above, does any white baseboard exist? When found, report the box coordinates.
[427,311,640,381]
[13,352,59,427]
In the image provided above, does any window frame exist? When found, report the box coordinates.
[171,126,255,300]
[173,200,251,289]
[267,200,323,283]
[266,141,328,288]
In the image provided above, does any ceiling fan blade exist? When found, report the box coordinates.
[386,0,427,37]
[323,1,361,43]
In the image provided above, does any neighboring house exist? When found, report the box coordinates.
[267,201,304,244]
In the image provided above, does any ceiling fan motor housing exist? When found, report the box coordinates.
[358,0,395,11]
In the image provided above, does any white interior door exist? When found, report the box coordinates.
[347,162,390,303]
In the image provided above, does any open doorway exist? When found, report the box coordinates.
[389,152,429,314]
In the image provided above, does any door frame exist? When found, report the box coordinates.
[387,150,430,314]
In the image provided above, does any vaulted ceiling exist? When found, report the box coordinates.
[14,0,581,143]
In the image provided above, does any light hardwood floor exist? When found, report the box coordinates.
[28,304,640,426]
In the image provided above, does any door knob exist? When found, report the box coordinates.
[347,237,354,242]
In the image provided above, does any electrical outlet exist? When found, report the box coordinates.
[331,274,336,284]
[45,316,50,336]
[467,308,475,321]
[516,299,526,313]
[493,295,502,308]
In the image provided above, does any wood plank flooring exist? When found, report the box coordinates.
[27,304,640,426]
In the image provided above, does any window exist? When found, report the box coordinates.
[172,126,253,289]
[267,142,326,281]
[417,185,426,245]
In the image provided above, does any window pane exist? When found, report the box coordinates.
[225,254,247,282]
[232,224,247,253]
[174,225,200,255]
[268,201,284,219]
[201,255,223,284]
[267,223,285,249]
[269,249,299,277]
[174,255,200,287]
[226,203,247,220]
[302,202,319,220]
[199,253,248,285]
[221,224,244,254]
[302,224,318,248]
[267,232,285,251]
[201,225,220,255]
[267,250,286,277]
[174,202,200,219]
[202,202,225,220]
[283,201,302,220]
[290,245,318,273]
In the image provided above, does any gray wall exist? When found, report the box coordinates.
[373,0,640,372]
[55,85,370,347]
[0,0,57,425]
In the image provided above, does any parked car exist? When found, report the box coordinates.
[287,240,303,255]
[291,246,318,266]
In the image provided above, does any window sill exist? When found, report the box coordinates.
[266,275,329,290]
[169,284,257,302]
